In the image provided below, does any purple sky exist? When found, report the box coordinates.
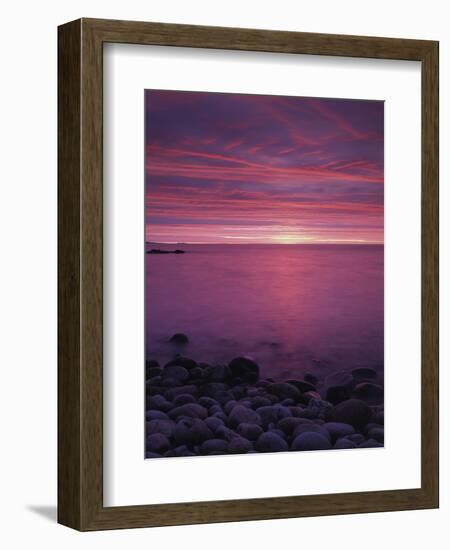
[145,90,384,244]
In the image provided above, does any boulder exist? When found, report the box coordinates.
[165,356,197,370]
[204,416,225,433]
[147,394,173,412]
[326,385,351,405]
[352,383,384,405]
[172,418,213,447]
[326,399,372,430]
[256,431,289,453]
[169,333,189,344]
[334,437,357,449]
[199,439,229,455]
[165,385,198,400]
[351,367,377,380]
[277,417,314,435]
[291,432,332,451]
[228,405,261,428]
[286,379,317,393]
[304,372,319,386]
[292,423,330,441]
[228,437,254,454]
[323,422,355,442]
[173,394,196,406]
[146,410,169,421]
[236,422,264,441]
[168,403,208,420]
[146,433,170,454]
[162,365,189,383]
[256,405,292,426]
[203,364,231,382]
[268,382,302,401]
[228,356,260,383]
[325,371,354,389]
[146,419,175,438]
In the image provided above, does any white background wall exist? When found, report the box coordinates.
[0,0,448,547]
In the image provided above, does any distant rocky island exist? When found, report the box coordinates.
[147,249,185,254]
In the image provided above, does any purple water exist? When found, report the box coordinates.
[145,244,384,381]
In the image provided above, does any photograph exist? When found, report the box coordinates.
[144,90,385,458]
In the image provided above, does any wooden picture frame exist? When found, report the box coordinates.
[58,18,439,531]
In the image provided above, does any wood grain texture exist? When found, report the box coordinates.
[58,18,439,531]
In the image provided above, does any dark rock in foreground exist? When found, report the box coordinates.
[146,347,384,459]
[169,333,189,344]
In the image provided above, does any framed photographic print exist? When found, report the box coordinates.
[58,18,439,530]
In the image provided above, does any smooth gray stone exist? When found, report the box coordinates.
[292,423,330,441]
[228,404,261,428]
[291,432,332,451]
[334,437,357,449]
[147,394,173,412]
[145,419,175,438]
[268,382,302,401]
[256,405,292,426]
[352,383,384,405]
[326,399,372,430]
[367,426,384,443]
[162,365,190,383]
[146,410,169,421]
[168,403,208,420]
[204,416,225,432]
[228,437,254,454]
[173,393,196,406]
[146,433,170,454]
[256,431,289,453]
[173,418,213,446]
[236,422,264,441]
[199,438,229,454]
[323,422,355,442]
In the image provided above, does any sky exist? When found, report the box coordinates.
[145,90,384,245]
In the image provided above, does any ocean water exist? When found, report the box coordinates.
[145,244,384,381]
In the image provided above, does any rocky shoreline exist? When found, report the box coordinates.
[145,336,384,458]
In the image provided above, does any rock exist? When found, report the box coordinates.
[146,419,176,438]
[346,433,365,445]
[201,382,229,397]
[291,432,332,451]
[199,438,229,455]
[326,399,372,430]
[173,394,196,406]
[161,377,179,388]
[304,372,319,386]
[146,410,169,421]
[334,437,357,449]
[228,356,260,383]
[190,366,204,379]
[268,382,302,401]
[165,356,197,370]
[209,404,224,416]
[256,405,292,426]
[228,437,254,454]
[256,431,289,453]
[251,396,272,409]
[147,395,173,412]
[168,403,208,420]
[352,367,377,380]
[372,410,384,426]
[224,400,238,415]
[352,383,384,405]
[280,398,295,406]
[358,438,383,448]
[173,418,213,447]
[146,433,170,454]
[367,426,384,443]
[214,390,235,406]
[325,371,354,389]
[286,379,317,393]
[326,385,351,405]
[323,422,355,442]
[228,405,261,428]
[277,417,313,435]
[169,333,189,344]
[198,396,219,409]
[289,406,306,417]
[204,364,231,382]
[162,365,189,383]
[292,423,330,441]
[231,386,248,400]
[303,391,322,402]
[146,365,162,380]
[165,385,198,400]
[237,422,264,441]
[215,425,238,441]
[205,416,225,432]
